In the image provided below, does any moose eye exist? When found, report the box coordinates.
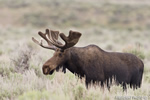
[59,53,62,57]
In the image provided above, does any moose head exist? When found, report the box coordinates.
[32,29,82,75]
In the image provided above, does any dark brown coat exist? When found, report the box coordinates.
[32,29,144,90]
[56,45,144,90]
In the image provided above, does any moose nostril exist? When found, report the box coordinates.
[42,65,50,74]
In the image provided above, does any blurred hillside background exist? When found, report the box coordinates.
[0,0,150,100]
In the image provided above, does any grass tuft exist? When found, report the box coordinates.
[11,45,33,74]
[122,44,145,60]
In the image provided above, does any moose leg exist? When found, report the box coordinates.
[105,79,110,91]
[85,77,91,89]
[85,80,89,89]
[123,82,127,92]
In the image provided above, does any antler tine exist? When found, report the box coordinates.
[32,37,56,50]
[47,30,64,48]
[32,29,57,50]
[50,30,63,45]
[38,31,50,46]
[47,30,58,42]
[46,30,56,44]
[44,29,60,45]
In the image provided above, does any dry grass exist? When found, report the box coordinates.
[0,0,150,100]
[0,27,149,100]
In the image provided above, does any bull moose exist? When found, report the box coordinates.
[32,29,144,90]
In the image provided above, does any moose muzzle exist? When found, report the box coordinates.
[42,65,55,75]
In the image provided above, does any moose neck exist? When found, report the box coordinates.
[64,47,86,78]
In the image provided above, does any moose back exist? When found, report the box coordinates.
[32,29,144,90]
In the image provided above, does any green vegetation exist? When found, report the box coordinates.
[0,0,150,100]
[122,45,145,60]
[18,90,51,100]
[0,0,150,30]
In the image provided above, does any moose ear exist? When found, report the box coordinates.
[59,30,82,49]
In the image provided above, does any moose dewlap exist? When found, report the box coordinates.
[32,29,144,91]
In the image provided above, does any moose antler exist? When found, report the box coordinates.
[32,29,58,50]
[47,30,82,50]
[59,30,82,50]
[32,29,82,50]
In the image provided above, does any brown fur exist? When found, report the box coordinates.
[43,44,144,90]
